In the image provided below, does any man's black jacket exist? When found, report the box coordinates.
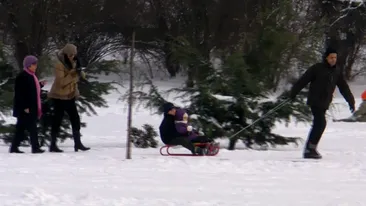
[290,62,355,110]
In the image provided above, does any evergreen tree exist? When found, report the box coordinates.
[134,0,318,150]
[136,41,312,150]
[0,42,17,142]
[131,124,158,148]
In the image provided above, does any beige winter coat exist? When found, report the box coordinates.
[48,52,80,100]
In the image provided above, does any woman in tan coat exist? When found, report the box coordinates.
[48,43,90,152]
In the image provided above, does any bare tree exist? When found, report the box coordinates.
[126,30,136,159]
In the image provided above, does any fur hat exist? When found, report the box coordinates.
[62,43,77,56]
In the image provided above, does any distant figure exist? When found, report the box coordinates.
[159,102,212,155]
[289,48,355,159]
[48,43,90,153]
[10,55,46,154]
[333,90,366,122]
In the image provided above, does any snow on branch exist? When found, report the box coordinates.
[340,0,364,12]
[330,0,365,27]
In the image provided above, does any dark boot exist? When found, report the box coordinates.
[10,130,24,153]
[73,131,90,152]
[49,135,64,153]
[29,127,43,154]
[49,143,64,153]
[303,143,322,159]
[74,143,90,152]
[32,147,45,154]
[9,147,24,153]
[9,137,24,153]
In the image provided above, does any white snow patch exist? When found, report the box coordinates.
[211,94,236,102]
[1,80,366,205]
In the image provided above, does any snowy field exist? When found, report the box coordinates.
[1,79,366,206]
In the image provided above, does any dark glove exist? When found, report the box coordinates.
[349,104,355,113]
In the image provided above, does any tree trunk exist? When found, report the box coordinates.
[228,137,239,150]
[126,30,135,159]
[123,49,129,64]
[186,65,195,88]
[14,41,29,70]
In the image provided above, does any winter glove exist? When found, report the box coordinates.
[349,104,355,113]
[187,126,193,132]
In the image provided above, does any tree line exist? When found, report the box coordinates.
[1,1,365,78]
[0,0,366,150]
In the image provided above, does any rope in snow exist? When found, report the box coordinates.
[228,99,291,139]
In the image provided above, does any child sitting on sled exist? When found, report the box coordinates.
[174,107,212,143]
[333,90,366,122]
[159,102,217,155]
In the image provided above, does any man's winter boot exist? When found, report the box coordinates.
[9,147,24,153]
[303,143,322,159]
[73,131,90,152]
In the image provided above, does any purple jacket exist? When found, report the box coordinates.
[175,108,197,139]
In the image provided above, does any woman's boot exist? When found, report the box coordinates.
[49,134,64,153]
[73,131,90,152]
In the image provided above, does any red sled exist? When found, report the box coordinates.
[159,142,220,156]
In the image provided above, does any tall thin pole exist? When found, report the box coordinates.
[126,30,135,159]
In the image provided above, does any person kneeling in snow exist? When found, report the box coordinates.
[159,102,212,155]
[334,90,366,122]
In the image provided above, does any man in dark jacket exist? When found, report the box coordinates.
[290,48,355,159]
[10,55,46,154]
[159,102,199,154]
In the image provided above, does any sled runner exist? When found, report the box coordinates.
[160,142,220,156]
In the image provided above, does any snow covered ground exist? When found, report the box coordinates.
[1,80,366,206]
